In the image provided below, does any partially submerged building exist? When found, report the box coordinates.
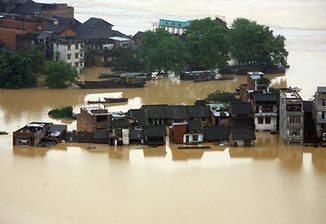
[314,86,326,145]
[279,89,304,144]
[252,93,279,132]
[53,38,84,72]
[13,122,67,147]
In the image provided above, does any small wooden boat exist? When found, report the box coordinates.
[87,97,128,104]
[104,97,128,103]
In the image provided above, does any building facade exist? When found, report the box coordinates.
[279,89,304,144]
[314,86,326,145]
[53,39,84,72]
[253,93,278,132]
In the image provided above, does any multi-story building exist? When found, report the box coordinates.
[53,39,84,72]
[279,89,304,144]
[77,107,111,133]
[253,93,279,132]
[314,86,326,145]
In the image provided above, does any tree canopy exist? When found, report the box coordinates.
[48,106,74,119]
[139,28,189,74]
[43,61,78,88]
[206,91,239,104]
[185,18,230,70]
[112,47,143,72]
[18,45,45,72]
[0,52,36,89]
[230,18,288,66]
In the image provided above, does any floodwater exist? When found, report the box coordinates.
[1,0,326,223]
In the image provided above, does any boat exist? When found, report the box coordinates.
[87,97,128,104]
[104,97,128,103]
[76,78,145,89]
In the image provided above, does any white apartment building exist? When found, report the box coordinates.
[53,39,84,73]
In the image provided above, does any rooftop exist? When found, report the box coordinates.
[82,106,110,116]
[280,89,302,100]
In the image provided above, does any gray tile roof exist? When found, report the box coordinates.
[83,17,113,30]
[145,125,167,138]
[203,126,229,141]
[110,119,129,129]
[230,102,253,115]
[253,93,279,104]
[127,109,149,127]
[185,105,211,118]
[230,130,256,140]
[187,120,203,133]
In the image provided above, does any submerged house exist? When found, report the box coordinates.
[279,89,304,145]
[229,130,256,147]
[229,102,255,130]
[144,125,167,146]
[185,105,211,125]
[170,120,204,144]
[77,106,111,132]
[314,86,326,146]
[13,122,67,147]
[109,118,129,146]
[203,126,229,143]
[141,105,170,125]
[252,93,279,132]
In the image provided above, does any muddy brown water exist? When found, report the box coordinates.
[1,0,326,223]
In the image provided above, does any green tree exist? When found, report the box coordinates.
[48,106,73,119]
[230,18,288,66]
[43,61,78,88]
[0,52,36,89]
[139,28,189,74]
[18,45,45,72]
[185,18,230,70]
[112,47,142,72]
[256,77,271,86]
[206,90,238,104]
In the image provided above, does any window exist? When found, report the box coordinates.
[289,129,301,137]
[289,116,301,123]
[67,45,71,50]
[75,44,79,49]
[67,54,71,60]
[74,62,79,67]
[322,112,326,119]
[193,135,199,142]
[75,53,79,59]
[322,100,326,106]
[265,117,271,124]
[258,117,264,124]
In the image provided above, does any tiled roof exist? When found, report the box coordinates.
[145,125,167,138]
[110,119,129,129]
[203,126,229,141]
[230,102,253,115]
[187,120,203,133]
[127,109,149,127]
[253,93,279,103]
[141,105,170,119]
[185,105,211,118]
[230,130,256,140]
[168,105,187,120]
[83,17,113,30]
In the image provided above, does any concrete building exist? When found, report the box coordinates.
[253,93,279,132]
[53,39,84,72]
[77,107,111,133]
[279,89,304,144]
[314,86,326,145]
[154,18,191,35]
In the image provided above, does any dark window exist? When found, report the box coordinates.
[265,117,271,124]
[96,115,107,122]
[67,54,71,60]
[258,117,264,124]
[75,53,79,59]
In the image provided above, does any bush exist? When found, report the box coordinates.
[48,106,73,119]
[43,61,78,88]
[206,91,239,104]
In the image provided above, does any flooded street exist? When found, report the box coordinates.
[1,0,326,223]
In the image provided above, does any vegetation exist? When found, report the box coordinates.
[18,45,45,72]
[256,77,271,86]
[43,61,78,88]
[206,91,239,104]
[112,47,143,72]
[230,18,288,66]
[0,131,9,135]
[139,28,189,74]
[48,106,74,119]
[185,18,230,70]
[0,52,36,89]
